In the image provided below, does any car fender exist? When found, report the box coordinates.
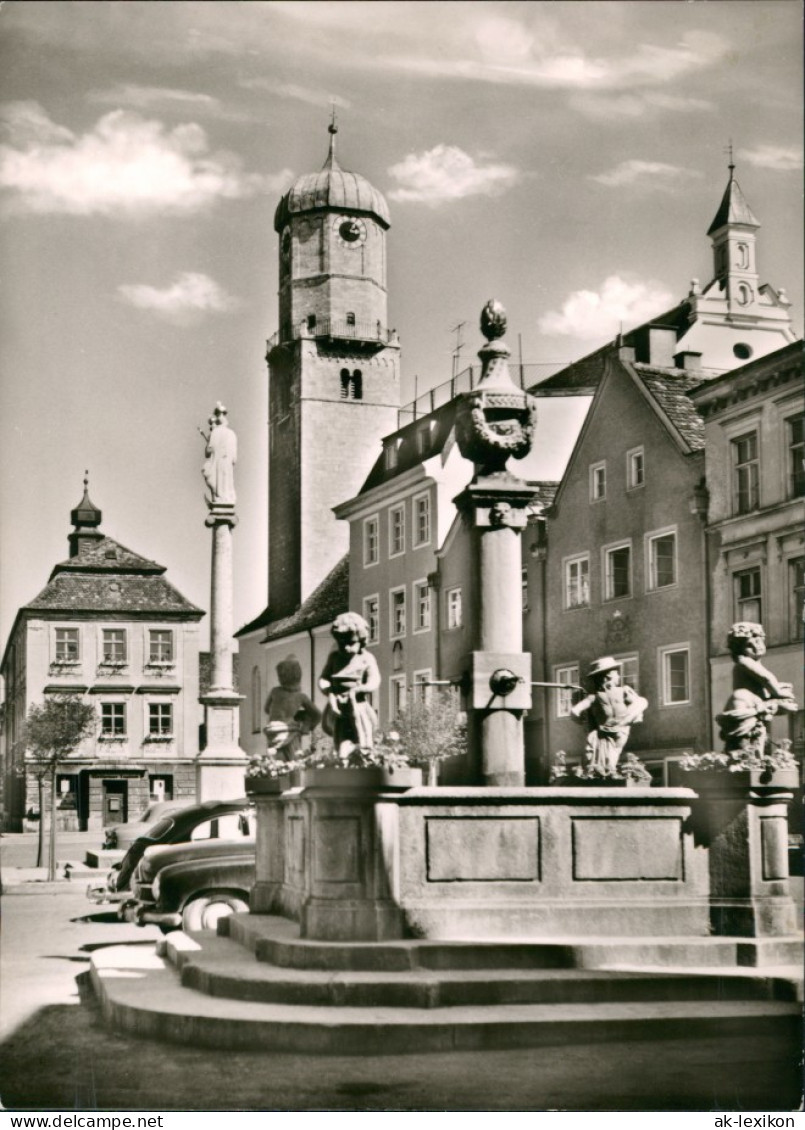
[153,851,255,909]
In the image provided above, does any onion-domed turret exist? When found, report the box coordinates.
[274,123,390,233]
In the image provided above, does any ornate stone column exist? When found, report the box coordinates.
[454,303,537,786]
[196,402,246,799]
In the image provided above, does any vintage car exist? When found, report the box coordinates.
[87,797,253,912]
[128,832,255,932]
[103,799,188,851]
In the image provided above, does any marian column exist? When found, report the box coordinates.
[454,303,537,786]
[196,402,246,799]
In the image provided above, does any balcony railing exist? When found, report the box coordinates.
[267,318,397,352]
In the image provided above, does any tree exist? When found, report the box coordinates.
[24,695,95,880]
[390,690,467,785]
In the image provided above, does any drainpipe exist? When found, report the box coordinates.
[690,479,711,749]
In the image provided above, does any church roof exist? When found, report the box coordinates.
[707,170,760,235]
[274,126,390,232]
[236,555,349,642]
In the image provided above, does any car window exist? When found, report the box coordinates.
[189,811,252,841]
[146,816,176,839]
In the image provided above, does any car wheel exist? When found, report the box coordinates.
[181,892,248,932]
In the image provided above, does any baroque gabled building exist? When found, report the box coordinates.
[1,481,203,831]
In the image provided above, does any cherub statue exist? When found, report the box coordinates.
[318,612,381,761]
[716,622,797,755]
[570,656,648,775]
[263,654,321,761]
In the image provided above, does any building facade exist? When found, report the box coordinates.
[688,340,804,757]
[1,483,203,831]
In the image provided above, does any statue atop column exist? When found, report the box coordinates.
[201,401,237,507]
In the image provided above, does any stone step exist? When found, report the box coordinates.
[90,943,802,1055]
[223,913,804,972]
[166,931,802,1009]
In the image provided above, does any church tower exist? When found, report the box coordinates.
[673,160,796,371]
[266,123,400,617]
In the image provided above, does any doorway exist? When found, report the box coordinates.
[102,780,128,826]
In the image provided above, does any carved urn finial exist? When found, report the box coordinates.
[454,301,538,477]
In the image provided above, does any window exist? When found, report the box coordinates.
[389,675,407,720]
[389,504,405,556]
[251,667,262,733]
[647,530,677,591]
[522,567,529,611]
[660,646,690,705]
[339,368,362,400]
[554,664,579,719]
[384,443,398,470]
[788,416,804,499]
[590,461,606,502]
[148,702,173,737]
[615,653,639,692]
[446,587,462,630]
[346,312,356,326]
[390,587,406,638]
[55,628,80,663]
[413,580,431,632]
[413,492,430,547]
[102,628,127,664]
[413,669,432,703]
[564,554,590,610]
[603,542,631,600]
[416,426,431,457]
[363,516,379,566]
[627,447,644,490]
[306,314,316,332]
[148,630,173,664]
[790,558,805,642]
[363,595,380,645]
[734,566,762,623]
[100,702,126,738]
[732,432,759,514]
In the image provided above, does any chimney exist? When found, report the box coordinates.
[674,350,703,372]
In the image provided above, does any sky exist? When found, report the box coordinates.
[1,0,802,651]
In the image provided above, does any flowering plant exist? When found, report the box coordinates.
[550,749,652,784]
[680,738,798,775]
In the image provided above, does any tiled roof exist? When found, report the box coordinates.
[51,536,163,576]
[629,364,705,451]
[24,572,203,616]
[261,555,349,643]
[528,344,610,396]
[707,173,760,235]
[359,399,458,494]
[237,556,349,642]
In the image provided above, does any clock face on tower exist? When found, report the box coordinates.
[335,217,366,247]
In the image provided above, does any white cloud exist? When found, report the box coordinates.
[88,85,221,110]
[538,275,673,340]
[239,78,350,110]
[737,145,803,172]
[388,145,519,205]
[591,159,702,190]
[0,102,289,217]
[118,272,238,324]
[571,90,712,120]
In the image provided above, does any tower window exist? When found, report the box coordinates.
[340,369,362,400]
[346,312,356,326]
[733,343,753,361]
[306,314,316,332]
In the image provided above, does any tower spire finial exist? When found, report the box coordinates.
[725,138,735,176]
[324,100,338,168]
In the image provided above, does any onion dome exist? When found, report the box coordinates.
[273,122,390,232]
[71,471,102,530]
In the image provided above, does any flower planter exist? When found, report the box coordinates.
[300,766,422,791]
[245,774,292,796]
[681,768,800,794]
